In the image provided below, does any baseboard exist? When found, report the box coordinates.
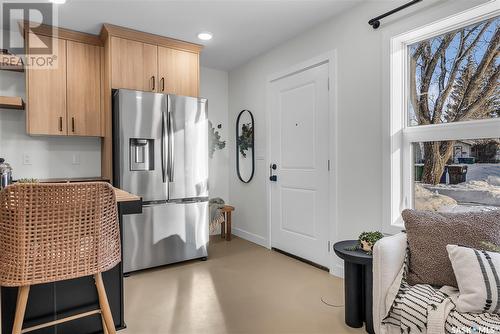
[232,228,345,277]
[330,262,344,278]
[232,227,268,248]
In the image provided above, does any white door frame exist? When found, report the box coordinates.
[265,50,339,275]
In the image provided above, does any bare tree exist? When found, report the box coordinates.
[409,18,499,184]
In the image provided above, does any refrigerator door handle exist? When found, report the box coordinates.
[161,110,168,183]
[167,110,174,182]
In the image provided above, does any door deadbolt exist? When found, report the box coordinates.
[269,163,278,182]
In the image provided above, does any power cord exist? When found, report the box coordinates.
[320,296,344,308]
[320,279,345,307]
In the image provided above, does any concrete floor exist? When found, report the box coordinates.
[122,236,366,334]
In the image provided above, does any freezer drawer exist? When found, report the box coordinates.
[123,201,208,273]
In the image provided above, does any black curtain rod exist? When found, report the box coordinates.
[369,0,423,29]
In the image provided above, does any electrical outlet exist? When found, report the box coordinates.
[23,153,32,165]
[72,153,80,165]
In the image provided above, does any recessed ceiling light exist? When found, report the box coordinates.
[50,0,66,4]
[197,32,213,41]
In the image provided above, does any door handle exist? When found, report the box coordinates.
[151,76,155,91]
[58,117,63,132]
[161,111,167,183]
[161,77,165,92]
[269,163,277,182]
[71,117,75,133]
[167,111,174,182]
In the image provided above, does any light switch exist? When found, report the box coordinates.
[23,153,32,165]
[72,153,80,165]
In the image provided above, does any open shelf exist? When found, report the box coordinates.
[0,54,24,72]
[0,96,25,110]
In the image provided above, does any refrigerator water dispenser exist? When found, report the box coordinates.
[130,138,154,171]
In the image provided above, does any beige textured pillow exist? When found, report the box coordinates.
[447,244,500,314]
[402,209,500,287]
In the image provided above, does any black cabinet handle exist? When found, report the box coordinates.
[71,117,75,133]
[161,77,165,92]
[59,117,63,132]
[151,76,155,91]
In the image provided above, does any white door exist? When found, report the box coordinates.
[269,62,330,267]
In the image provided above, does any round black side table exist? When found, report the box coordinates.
[334,240,374,334]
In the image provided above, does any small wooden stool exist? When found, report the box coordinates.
[220,205,235,241]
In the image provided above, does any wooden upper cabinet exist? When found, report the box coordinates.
[100,24,203,179]
[26,29,103,137]
[143,43,158,92]
[27,34,67,135]
[104,25,202,97]
[157,47,199,97]
[110,37,144,90]
[67,41,102,136]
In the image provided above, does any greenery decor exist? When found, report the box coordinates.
[346,231,384,254]
[237,122,254,158]
[359,231,384,253]
[208,121,226,159]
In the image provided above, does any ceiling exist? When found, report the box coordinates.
[54,0,364,70]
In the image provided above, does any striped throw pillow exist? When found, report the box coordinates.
[447,244,500,314]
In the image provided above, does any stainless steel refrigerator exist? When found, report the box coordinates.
[113,89,209,273]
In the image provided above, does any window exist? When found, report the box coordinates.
[388,2,500,230]
[413,138,500,213]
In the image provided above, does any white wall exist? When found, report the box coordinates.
[200,67,229,202]
[227,0,488,248]
[0,64,102,180]
[200,67,229,235]
[0,64,229,183]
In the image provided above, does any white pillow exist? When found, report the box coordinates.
[447,244,500,314]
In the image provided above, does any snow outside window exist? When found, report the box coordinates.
[387,1,500,232]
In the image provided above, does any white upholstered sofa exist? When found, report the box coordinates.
[372,233,407,334]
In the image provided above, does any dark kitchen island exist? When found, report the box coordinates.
[1,186,141,334]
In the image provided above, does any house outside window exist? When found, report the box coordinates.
[387,2,499,230]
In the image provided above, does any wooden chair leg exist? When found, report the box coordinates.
[226,211,232,241]
[12,285,30,334]
[221,221,225,238]
[94,273,116,334]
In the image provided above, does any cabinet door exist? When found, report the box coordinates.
[26,34,67,135]
[157,47,199,97]
[110,37,143,90]
[67,41,102,136]
[143,43,158,92]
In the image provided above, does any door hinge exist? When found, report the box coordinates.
[327,159,331,171]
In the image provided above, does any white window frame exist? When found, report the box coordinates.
[387,0,500,233]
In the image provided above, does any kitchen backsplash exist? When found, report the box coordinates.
[0,56,101,180]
